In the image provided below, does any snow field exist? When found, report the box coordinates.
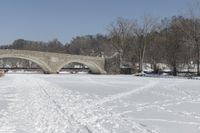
[0,74,200,133]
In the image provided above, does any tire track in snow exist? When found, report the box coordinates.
[133,80,200,121]
[9,76,78,132]
[79,76,158,109]
[35,78,138,133]
[89,80,159,107]
[23,76,97,133]
[34,76,156,133]
[133,118,200,126]
[36,80,95,133]
[0,75,159,133]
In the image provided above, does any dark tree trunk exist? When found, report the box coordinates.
[172,65,177,76]
[197,50,200,76]
[138,56,143,73]
[197,59,200,76]
[153,63,158,74]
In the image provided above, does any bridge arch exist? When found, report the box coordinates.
[57,60,105,74]
[0,54,52,73]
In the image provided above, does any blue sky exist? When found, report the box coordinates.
[0,0,194,45]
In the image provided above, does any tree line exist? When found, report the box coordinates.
[1,12,200,75]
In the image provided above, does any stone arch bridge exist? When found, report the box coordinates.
[0,49,106,74]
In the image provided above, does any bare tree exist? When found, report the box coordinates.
[186,10,200,75]
[145,30,166,73]
[108,17,135,67]
[164,16,186,76]
[174,4,200,75]
[133,15,158,72]
[68,34,110,57]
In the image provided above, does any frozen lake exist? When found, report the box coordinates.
[0,74,200,133]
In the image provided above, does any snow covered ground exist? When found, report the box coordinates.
[0,74,200,133]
